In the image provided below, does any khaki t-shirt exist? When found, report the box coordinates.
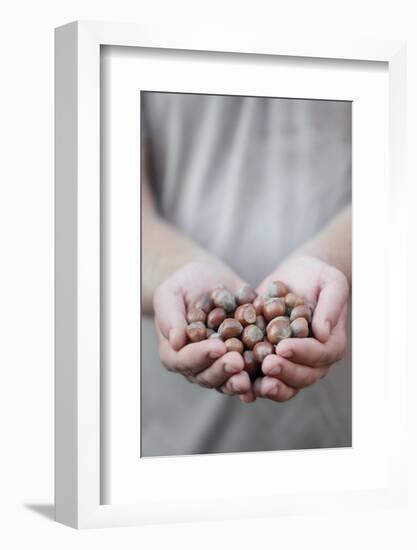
[142,92,352,456]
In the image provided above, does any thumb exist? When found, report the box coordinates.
[153,284,187,350]
[312,269,349,343]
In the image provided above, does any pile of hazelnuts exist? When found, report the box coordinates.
[185,281,314,381]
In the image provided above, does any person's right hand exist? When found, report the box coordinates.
[153,261,256,401]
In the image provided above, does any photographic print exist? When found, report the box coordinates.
[140,91,352,457]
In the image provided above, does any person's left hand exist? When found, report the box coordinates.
[253,255,349,402]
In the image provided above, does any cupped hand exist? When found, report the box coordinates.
[253,255,349,402]
[153,261,256,401]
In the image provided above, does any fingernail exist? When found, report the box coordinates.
[279,349,292,358]
[210,351,223,360]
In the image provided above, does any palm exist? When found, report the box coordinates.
[253,254,349,402]
[258,255,324,309]
[259,254,349,341]
[153,261,254,401]
[170,261,245,312]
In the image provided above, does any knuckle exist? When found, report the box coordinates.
[279,389,299,402]
[337,337,347,360]
[301,369,316,387]
[159,355,177,373]
[200,380,214,389]
[320,368,328,380]
[195,370,217,389]
[226,386,236,396]
[318,347,330,366]
[181,367,194,377]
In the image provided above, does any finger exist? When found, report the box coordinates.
[312,269,349,343]
[239,390,256,404]
[219,370,252,396]
[239,382,257,403]
[239,381,257,403]
[194,351,244,389]
[261,354,328,389]
[159,336,226,375]
[153,284,187,350]
[276,308,347,367]
[253,376,264,398]
[257,376,299,402]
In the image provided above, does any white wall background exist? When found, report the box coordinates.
[0,0,416,547]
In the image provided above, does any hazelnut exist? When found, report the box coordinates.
[193,293,214,314]
[218,318,243,339]
[268,280,289,298]
[285,292,304,310]
[241,324,264,350]
[289,304,312,323]
[186,307,206,324]
[252,340,274,363]
[290,317,309,338]
[252,295,265,316]
[209,332,223,340]
[263,297,286,322]
[186,321,207,343]
[207,307,227,330]
[213,288,237,314]
[243,350,260,380]
[234,303,257,326]
[266,316,291,344]
[206,328,215,338]
[236,285,258,305]
[210,283,225,299]
[224,337,244,354]
[255,315,266,335]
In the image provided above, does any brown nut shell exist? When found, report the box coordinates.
[268,280,289,298]
[207,307,227,330]
[234,303,257,326]
[206,328,215,338]
[290,317,309,338]
[285,292,304,310]
[263,297,286,322]
[210,284,225,300]
[224,337,244,354]
[193,293,214,314]
[266,316,292,344]
[186,321,207,343]
[289,304,312,323]
[243,350,260,380]
[255,315,267,335]
[236,285,258,305]
[252,341,274,363]
[252,295,265,316]
[209,332,223,341]
[186,307,207,324]
[218,318,243,339]
[241,324,264,350]
[213,289,237,313]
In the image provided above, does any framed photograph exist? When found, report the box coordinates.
[55,21,407,528]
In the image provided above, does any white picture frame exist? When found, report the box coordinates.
[55,20,407,529]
